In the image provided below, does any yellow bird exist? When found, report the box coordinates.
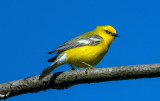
[39,25,119,80]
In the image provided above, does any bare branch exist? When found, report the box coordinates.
[0,63,160,100]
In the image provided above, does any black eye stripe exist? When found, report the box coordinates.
[104,30,113,34]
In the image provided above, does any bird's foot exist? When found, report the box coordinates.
[68,67,75,71]
[69,64,75,71]
[85,66,94,73]
[68,68,75,71]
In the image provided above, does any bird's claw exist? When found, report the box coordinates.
[85,66,94,73]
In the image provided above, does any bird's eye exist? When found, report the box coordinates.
[104,30,112,34]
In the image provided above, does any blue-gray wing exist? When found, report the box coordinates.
[46,34,103,54]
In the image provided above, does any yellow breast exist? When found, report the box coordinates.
[65,40,110,67]
[65,28,115,67]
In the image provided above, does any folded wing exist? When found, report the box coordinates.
[46,34,103,54]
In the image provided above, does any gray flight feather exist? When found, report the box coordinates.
[47,34,103,54]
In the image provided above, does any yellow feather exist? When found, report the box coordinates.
[65,25,116,67]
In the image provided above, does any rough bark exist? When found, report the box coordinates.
[0,63,160,100]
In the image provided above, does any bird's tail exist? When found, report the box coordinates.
[39,62,59,80]
[39,52,67,80]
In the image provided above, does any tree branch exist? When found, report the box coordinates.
[1,63,160,100]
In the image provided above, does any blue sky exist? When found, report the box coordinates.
[0,0,160,101]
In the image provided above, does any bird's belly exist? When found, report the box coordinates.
[65,43,108,67]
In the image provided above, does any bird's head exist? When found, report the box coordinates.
[94,25,120,37]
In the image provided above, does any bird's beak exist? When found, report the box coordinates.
[112,34,120,37]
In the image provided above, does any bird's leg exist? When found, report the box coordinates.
[69,64,79,74]
[82,62,94,68]
[69,64,75,71]
[70,64,75,70]
[81,62,94,72]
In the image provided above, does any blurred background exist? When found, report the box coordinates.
[0,0,160,101]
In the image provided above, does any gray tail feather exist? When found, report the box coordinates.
[46,50,57,54]
[39,62,57,80]
[48,56,57,62]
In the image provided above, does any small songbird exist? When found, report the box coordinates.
[39,25,119,80]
